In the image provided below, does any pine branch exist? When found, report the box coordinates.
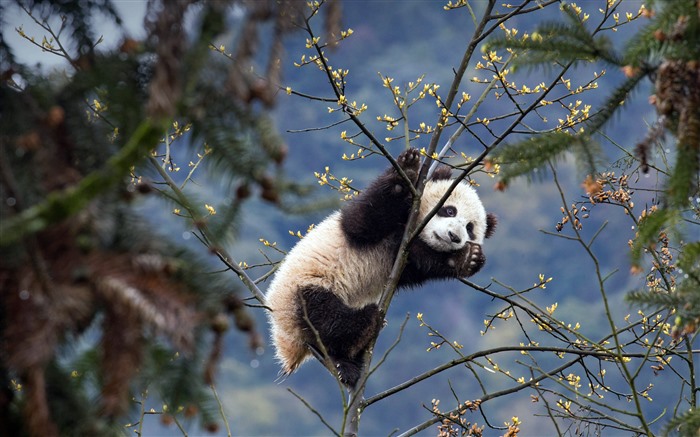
[662,407,700,437]
[624,0,700,65]
[667,93,700,207]
[625,289,680,309]
[0,119,166,246]
[491,131,578,184]
[629,208,676,265]
[486,4,620,67]
[679,242,700,271]
[583,71,647,135]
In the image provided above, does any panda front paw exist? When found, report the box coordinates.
[397,147,421,184]
[459,243,486,277]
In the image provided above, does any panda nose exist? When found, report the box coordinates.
[448,231,461,244]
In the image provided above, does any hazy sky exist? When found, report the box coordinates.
[5,1,147,68]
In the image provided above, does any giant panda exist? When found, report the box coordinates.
[265,147,496,387]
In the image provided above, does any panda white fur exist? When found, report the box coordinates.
[265,148,496,387]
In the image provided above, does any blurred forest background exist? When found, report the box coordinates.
[1,0,698,436]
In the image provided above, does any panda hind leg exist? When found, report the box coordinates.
[297,286,383,387]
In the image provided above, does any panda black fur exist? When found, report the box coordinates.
[265,148,496,387]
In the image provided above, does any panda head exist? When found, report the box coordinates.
[419,167,496,253]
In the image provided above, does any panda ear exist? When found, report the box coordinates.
[485,213,497,239]
[430,165,453,181]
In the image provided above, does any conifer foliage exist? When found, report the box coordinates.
[489,3,699,433]
[0,0,334,434]
[488,1,698,200]
[487,1,699,317]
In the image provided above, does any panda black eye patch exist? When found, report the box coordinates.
[438,206,457,217]
[467,222,475,240]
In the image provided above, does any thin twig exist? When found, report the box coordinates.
[288,388,341,437]
[210,384,231,437]
[148,156,267,305]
